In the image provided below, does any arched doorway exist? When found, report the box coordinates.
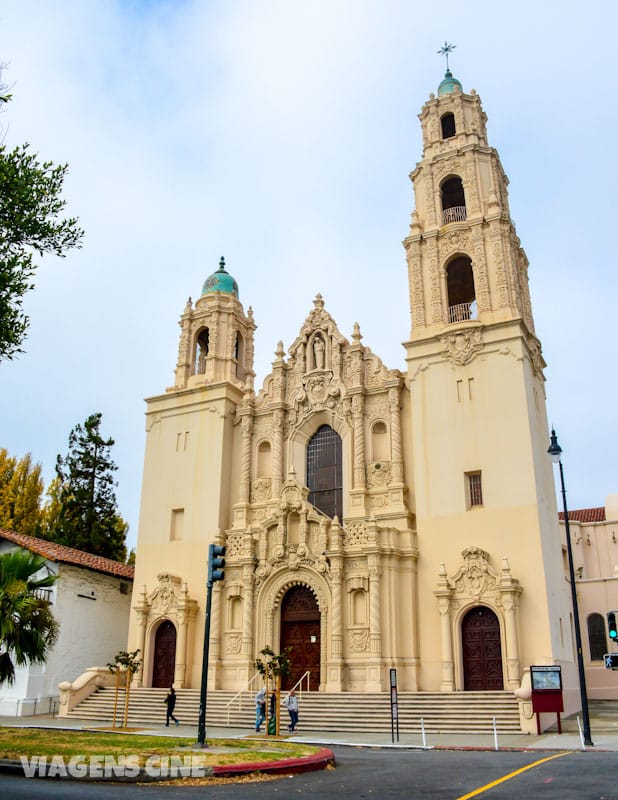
[152,619,176,688]
[462,606,504,690]
[280,585,320,691]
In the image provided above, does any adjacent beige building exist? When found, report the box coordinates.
[127,70,582,716]
[560,497,618,700]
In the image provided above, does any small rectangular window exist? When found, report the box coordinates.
[467,472,483,508]
[170,508,184,541]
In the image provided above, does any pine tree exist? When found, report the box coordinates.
[46,413,128,561]
[0,449,44,536]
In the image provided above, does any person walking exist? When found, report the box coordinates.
[255,687,266,732]
[164,686,180,727]
[284,689,299,732]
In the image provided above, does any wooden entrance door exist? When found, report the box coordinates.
[462,606,504,690]
[280,586,320,691]
[152,620,176,688]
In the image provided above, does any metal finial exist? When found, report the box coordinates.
[219,256,225,271]
[437,41,456,70]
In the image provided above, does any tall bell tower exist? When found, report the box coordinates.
[404,66,576,703]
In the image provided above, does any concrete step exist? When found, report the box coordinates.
[66,688,522,734]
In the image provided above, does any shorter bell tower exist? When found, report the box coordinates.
[173,257,256,391]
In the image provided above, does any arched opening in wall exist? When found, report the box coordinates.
[280,585,320,691]
[441,112,456,139]
[235,332,244,379]
[195,328,209,375]
[447,256,477,323]
[256,441,272,479]
[307,425,342,520]
[587,613,607,661]
[461,606,504,690]
[441,176,466,224]
[351,589,367,625]
[229,596,242,631]
[152,619,177,688]
[287,512,300,545]
[371,421,389,462]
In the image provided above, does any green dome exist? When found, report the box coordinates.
[438,69,462,96]
[201,257,239,298]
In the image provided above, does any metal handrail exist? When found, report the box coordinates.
[448,302,478,323]
[281,671,311,704]
[225,671,262,725]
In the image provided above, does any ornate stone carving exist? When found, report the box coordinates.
[226,632,242,654]
[343,523,369,548]
[451,547,498,600]
[440,329,482,366]
[251,478,272,503]
[349,629,369,652]
[150,572,182,613]
[366,461,392,488]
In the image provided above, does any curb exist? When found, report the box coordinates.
[0,748,335,782]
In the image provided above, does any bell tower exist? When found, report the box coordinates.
[404,68,576,699]
[128,257,255,688]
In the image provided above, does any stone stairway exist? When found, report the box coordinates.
[65,687,522,735]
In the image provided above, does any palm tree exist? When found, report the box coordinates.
[0,549,58,684]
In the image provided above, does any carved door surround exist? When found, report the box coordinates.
[434,547,522,691]
[133,572,198,688]
[255,569,330,692]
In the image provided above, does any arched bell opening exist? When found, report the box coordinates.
[441,176,467,224]
[446,256,477,323]
[195,328,209,375]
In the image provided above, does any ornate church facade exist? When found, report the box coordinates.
[127,71,578,710]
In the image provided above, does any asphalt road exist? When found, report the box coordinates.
[1,747,617,799]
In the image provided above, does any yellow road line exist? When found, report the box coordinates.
[455,751,572,800]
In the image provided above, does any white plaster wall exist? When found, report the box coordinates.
[0,544,132,716]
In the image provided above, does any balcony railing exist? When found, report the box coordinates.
[448,302,478,323]
[442,205,467,224]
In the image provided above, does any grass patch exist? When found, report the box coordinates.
[0,728,319,767]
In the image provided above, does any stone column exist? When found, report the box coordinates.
[434,563,455,691]
[367,554,382,657]
[272,408,284,496]
[174,609,188,688]
[499,557,522,689]
[242,563,255,658]
[388,385,403,484]
[239,411,253,503]
[329,560,344,691]
[133,601,149,687]
[352,394,366,489]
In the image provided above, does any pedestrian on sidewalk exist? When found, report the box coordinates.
[164,687,180,727]
[284,689,299,732]
[255,687,266,732]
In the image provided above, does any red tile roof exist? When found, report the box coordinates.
[558,507,606,524]
[0,530,134,580]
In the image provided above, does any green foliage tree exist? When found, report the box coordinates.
[0,95,84,358]
[0,549,58,684]
[0,448,44,536]
[44,413,128,561]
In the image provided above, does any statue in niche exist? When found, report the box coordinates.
[313,334,325,370]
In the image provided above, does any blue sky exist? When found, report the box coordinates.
[0,1,616,552]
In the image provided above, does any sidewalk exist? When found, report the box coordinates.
[1,699,617,752]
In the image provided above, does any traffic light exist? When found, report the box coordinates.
[608,611,618,642]
[208,544,226,584]
[605,653,618,670]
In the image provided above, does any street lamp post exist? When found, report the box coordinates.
[547,429,593,747]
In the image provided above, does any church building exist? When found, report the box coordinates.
[127,69,578,715]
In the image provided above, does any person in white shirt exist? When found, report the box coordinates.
[284,689,299,732]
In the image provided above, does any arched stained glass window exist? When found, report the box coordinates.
[307,424,342,520]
